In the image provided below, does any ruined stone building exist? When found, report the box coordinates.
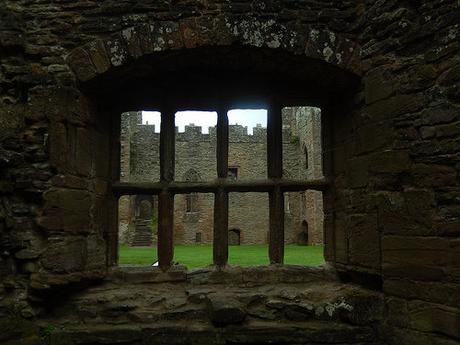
[119,108,323,246]
[0,1,459,344]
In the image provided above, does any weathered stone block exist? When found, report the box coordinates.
[407,300,460,339]
[419,126,436,139]
[333,215,349,265]
[207,295,246,326]
[347,214,380,270]
[48,122,68,172]
[411,164,457,187]
[436,121,460,138]
[14,249,41,260]
[75,127,92,176]
[382,236,451,280]
[355,121,392,154]
[376,190,435,236]
[364,94,424,122]
[51,174,87,190]
[121,27,144,59]
[369,150,411,174]
[305,28,361,75]
[149,21,182,51]
[66,48,98,82]
[38,188,91,232]
[346,156,369,188]
[85,234,106,271]
[104,34,129,67]
[403,64,436,92]
[436,220,460,237]
[384,279,460,308]
[85,39,111,74]
[364,66,395,104]
[41,236,87,273]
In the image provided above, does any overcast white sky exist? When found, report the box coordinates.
[142,109,267,134]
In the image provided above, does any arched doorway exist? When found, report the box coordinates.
[229,229,241,246]
[297,220,309,245]
[131,195,155,246]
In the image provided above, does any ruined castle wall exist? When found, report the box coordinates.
[118,112,142,244]
[329,2,460,342]
[284,107,324,245]
[120,115,314,245]
[0,1,458,343]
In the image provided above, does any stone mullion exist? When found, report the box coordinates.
[158,108,175,271]
[213,106,229,267]
[267,101,284,264]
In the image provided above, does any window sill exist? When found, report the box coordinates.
[110,263,336,285]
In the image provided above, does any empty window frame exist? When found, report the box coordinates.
[228,167,238,180]
[185,193,198,213]
[113,103,327,270]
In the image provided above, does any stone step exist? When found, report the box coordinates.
[130,226,154,246]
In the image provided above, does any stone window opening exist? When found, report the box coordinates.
[303,145,309,170]
[114,102,327,271]
[185,193,198,213]
[229,228,241,245]
[228,167,238,181]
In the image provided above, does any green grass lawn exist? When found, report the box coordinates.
[119,244,324,269]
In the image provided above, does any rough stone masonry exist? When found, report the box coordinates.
[0,0,459,344]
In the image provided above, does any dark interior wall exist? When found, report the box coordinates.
[0,0,458,343]
[339,1,459,342]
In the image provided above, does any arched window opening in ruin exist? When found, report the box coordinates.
[229,229,241,246]
[185,193,199,213]
[297,220,309,246]
[304,146,309,170]
[117,106,325,268]
[106,45,357,270]
[118,195,157,248]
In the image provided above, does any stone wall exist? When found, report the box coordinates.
[119,109,324,245]
[0,0,458,343]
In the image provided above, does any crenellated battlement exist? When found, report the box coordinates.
[125,120,298,143]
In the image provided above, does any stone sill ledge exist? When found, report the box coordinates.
[110,264,338,285]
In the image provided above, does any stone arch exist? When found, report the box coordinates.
[138,199,152,219]
[66,19,361,84]
[135,195,154,219]
[131,195,155,247]
[65,17,362,267]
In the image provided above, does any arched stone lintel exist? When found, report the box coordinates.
[66,17,361,83]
